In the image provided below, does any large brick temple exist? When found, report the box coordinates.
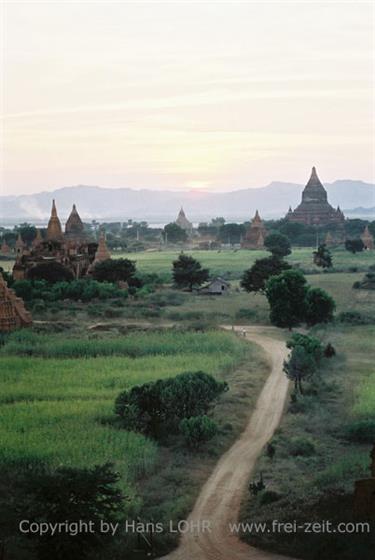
[286,167,345,226]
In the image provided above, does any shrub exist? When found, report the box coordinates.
[180,415,218,448]
[343,420,375,443]
[337,311,370,325]
[115,371,227,437]
[235,308,257,320]
[258,490,282,505]
[288,437,316,456]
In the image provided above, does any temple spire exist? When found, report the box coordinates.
[46,199,63,241]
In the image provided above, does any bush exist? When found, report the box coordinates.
[258,490,283,505]
[115,371,227,437]
[235,308,257,320]
[343,420,375,443]
[337,311,371,325]
[288,437,316,456]
[180,415,218,448]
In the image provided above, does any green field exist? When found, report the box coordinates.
[114,247,374,279]
[0,330,249,499]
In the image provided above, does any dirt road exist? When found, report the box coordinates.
[161,326,294,560]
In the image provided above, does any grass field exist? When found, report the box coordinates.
[113,247,374,279]
[0,330,251,502]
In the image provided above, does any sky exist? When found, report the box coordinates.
[1,1,374,196]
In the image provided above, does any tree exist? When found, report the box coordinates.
[92,258,136,283]
[21,464,124,560]
[264,232,291,257]
[15,223,37,245]
[241,256,291,294]
[28,262,74,283]
[313,243,332,268]
[286,333,323,365]
[115,371,227,438]
[345,239,365,253]
[218,223,246,245]
[172,254,209,291]
[180,415,218,449]
[265,269,307,329]
[283,345,316,394]
[305,287,335,326]
[163,223,187,244]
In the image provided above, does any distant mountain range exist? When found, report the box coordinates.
[1,180,374,225]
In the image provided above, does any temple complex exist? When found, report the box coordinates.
[241,210,267,249]
[361,226,374,250]
[12,201,110,281]
[175,207,193,234]
[286,167,345,226]
[0,272,32,332]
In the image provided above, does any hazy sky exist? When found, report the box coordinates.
[1,1,374,195]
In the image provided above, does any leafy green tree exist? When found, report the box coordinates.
[218,223,246,245]
[264,232,291,257]
[92,258,136,283]
[265,269,307,329]
[241,256,291,294]
[283,345,316,394]
[14,464,125,560]
[163,223,188,243]
[287,333,323,365]
[305,287,335,326]
[313,243,332,268]
[345,239,365,253]
[180,415,218,449]
[172,254,209,291]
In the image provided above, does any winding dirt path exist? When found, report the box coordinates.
[161,326,295,560]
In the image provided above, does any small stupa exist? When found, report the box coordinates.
[361,226,374,250]
[175,207,193,233]
[32,229,43,248]
[241,210,267,249]
[94,231,111,263]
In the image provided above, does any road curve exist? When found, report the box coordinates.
[160,326,295,560]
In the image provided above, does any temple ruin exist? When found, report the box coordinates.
[361,226,374,250]
[0,273,32,332]
[241,210,267,249]
[175,207,193,234]
[286,167,345,226]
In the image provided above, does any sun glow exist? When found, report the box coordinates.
[185,181,211,191]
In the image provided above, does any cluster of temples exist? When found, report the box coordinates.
[12,201,111,281]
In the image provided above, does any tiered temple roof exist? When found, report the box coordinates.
[286,167,345,226]
[241,210,267,249]
[65,204,86,241]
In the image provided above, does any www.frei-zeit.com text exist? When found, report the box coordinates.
[18,519,372,537]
